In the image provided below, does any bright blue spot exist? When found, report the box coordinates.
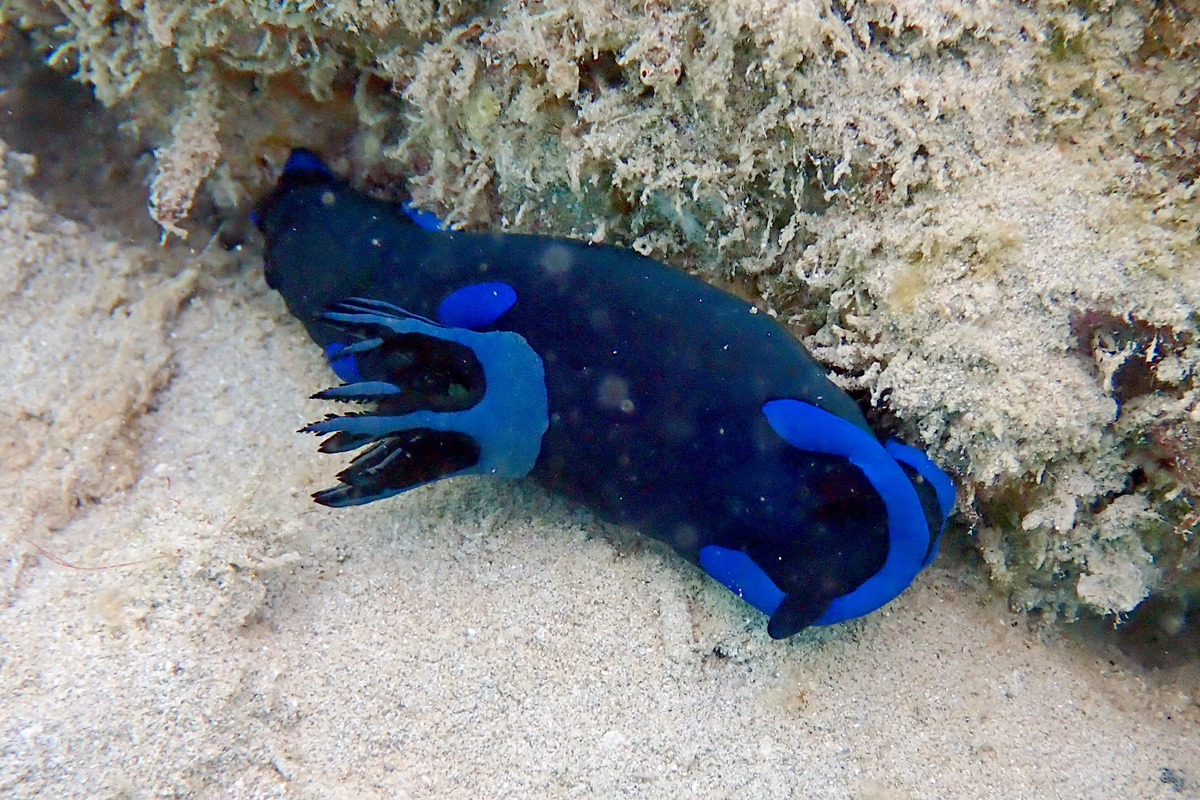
[699,546,785,616]
[761,399,929,625]
[324,343,363,383]
[885,439,955,522]
[402,200,446,231]
[284,149,332,179]
[437,283,517,329]
[885,439,955,567]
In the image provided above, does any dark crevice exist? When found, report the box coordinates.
[0,31,162,243]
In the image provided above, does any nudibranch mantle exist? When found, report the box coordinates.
[257,150,954,638]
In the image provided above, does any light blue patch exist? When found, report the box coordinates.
[698,546,785,617]
[317,381,402,399]
[761,398,931,626]
[402,200,446,231]
[436,282,518,330]
[337,337,384,357]
[324,343,364,384]
[309,300,549,500]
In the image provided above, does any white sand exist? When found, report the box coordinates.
[0,140,1197,799]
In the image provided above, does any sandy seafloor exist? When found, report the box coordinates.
[1,98,1199,800]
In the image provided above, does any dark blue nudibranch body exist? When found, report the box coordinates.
[256,151,954,638]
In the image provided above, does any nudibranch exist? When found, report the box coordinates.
[256,150,955,638]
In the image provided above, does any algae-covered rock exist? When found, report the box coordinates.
[5,0,1198,622]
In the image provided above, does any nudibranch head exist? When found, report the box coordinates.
[695,399,953,637]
